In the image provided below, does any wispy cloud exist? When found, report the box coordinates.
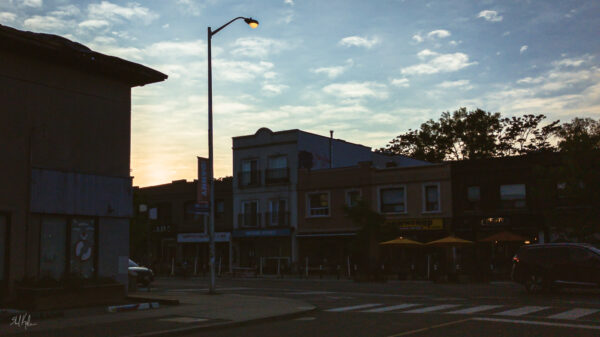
[520,45,528,54]
[78,19,109,29]
[311,59,353,79]
[401,52,476,75]
[427,29,451,39]
[230,37,289,59]
[437,79,472,89]
[284,0,294,5]
[87,1,158,25]
[21,0,43,8]
[176,0,202,16]
[262,83,289,96]
[417,49,438,59]
[478,10,503,22]
[212,60,274,82]
[412,34,424,43]
[0,12,17,23]
[390,78,410,87]
[24,15,73,31]
[339,36,380,48]
[323,81,388,99]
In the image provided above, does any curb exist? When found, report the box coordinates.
[107,302,160,313]
[125,305,318,337]
[127,295,180,306]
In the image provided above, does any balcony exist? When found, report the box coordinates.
[238,213,261,227]
[265,168,290,185]
[265,211,290,227]
[238,170,261,189]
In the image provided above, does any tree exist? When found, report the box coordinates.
[556,117,600,152]
[344,200,393,280]
[378,108,560,161]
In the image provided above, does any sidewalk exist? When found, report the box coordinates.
[0,292,315,337]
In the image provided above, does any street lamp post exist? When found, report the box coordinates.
[207,16,258,294]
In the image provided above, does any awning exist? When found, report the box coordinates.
[379,236,423,246]
[426,235,473,247]
[296,232,356,238]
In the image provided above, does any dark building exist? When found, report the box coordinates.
[134,178,233,275]
[0,25,166,302]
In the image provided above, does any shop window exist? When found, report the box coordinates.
[467,186,481,210]
[39,216,67,280]
[380,187,406,213]
[423,183,440,212]
[500,184,527,209]
[307,192,330,217]
[346,190,361,208]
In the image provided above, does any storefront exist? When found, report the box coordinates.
[297,232,355,274]
[176,232,232,275]
[233,228,292,274]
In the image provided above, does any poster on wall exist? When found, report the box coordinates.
[196,157,210,214]
[70,218,95,279]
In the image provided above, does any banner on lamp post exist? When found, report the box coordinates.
[196,156,210,214]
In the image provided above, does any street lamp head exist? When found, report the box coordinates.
[244,18,259,29]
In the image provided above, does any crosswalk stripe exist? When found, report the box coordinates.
[548,308,600,320]
[402,304,461,313]
[494,306,549,316]
[326,304,382,312]
[363,304,420,313]
[447,305,503,314]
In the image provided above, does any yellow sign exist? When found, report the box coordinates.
[384,218,444,231]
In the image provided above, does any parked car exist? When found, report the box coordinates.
[128,259,154,286]
[511,243,600,293]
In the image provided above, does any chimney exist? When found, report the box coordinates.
[329,130,334,168]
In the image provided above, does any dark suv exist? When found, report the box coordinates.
[511,243,600,293]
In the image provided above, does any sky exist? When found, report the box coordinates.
[2,0,599,187]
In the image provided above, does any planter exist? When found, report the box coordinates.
[16,283,125,311]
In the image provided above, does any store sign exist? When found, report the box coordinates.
[233,228,291,238]
[177,232,231,243]
[384,218,444,231]
[196,157,210,214]
[481,217,507,226]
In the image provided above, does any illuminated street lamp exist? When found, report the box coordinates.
[207,17,258,294]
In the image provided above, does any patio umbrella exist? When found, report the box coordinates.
[425,235,473,247]
[479,231,527,243]
[379,236,423,247]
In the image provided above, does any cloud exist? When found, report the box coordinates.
[401,52,476,75]
[230,37,289,58]
[146,40,206,58]
[412,34,424,43]
[0,12,17,23]
[88,1,158,25]
[520,45,528,54]
[417,49,438,59]
[21,0,42,8]
[24,15,72,31]
[437,80,472,89]
[390,78,410,87]
[262,83,289,96]
[552,55,593,68]
[338,36,380,48]
[162,23,169,29]
[311,59,353,79]
[79,19,110,29]
[478,10,503,22]
[323,81,388,100]
[284,0,294,5]
[176,0,202,16]
[427,29,451,39]
[212,60,274,82]
[50,5,80,17]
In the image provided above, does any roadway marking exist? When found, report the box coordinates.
[326,303,382,312]
[402,304,461,313]
[548,308,600,320]
[363,304,421,313]
[292,291,335,295]
[166,287,250,292]
[446,305,503,314]
[387,318,472,336]
[494,306,550,316]
[472,317,600,330]
[294,316,316,321]
[159,317,209,323]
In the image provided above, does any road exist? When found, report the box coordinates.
[147,277,600,337]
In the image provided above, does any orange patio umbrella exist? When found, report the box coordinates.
[379,236,423,247]
[425,235,473,247]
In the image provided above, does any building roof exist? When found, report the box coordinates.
[0,24,167,87]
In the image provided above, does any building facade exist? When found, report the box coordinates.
[134,178,233,275]
[0,24,166,301]
[231,128,427,273]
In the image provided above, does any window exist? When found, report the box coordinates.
[380,187,406,213]
[184,201,202,222]
[423,183,440,212]
[346,190,361,208]
[268,199,288,226]
[467,186,481,210]
[39,216,67,280]
[266,156,289,183]
[215,199,225,219]
[0,214,7,281]
[500,184,526,209]
[240,200,259,227]
[307,193,330,217]
[240,159,260,187]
